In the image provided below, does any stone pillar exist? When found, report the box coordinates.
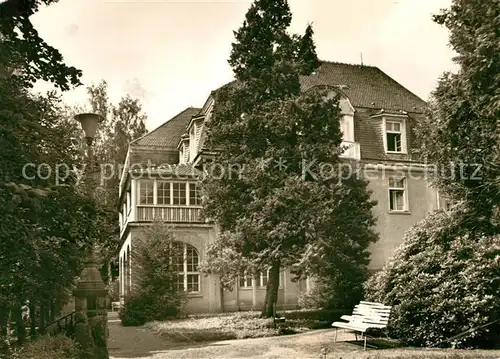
[73,252,109,359]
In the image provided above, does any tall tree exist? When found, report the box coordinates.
[202,0,377,316]
[84,80,147,178]
[0,0,110,344]
[0,0,82,89]
[417,0,500,234]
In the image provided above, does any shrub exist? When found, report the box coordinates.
[119,293,147,326]
[12,335,81,359]
[365,208,500,348]
[119,291,182,327]
[146,312,276,341]
[297,271,365,311]
[119,222,186,326]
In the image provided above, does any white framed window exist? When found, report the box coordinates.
[138,180,154,204]
[189,183,201,206]
[384,119,406,153]
[157,181,171,205]
[239,270,282,288]
[239,271,253,287]
[172,182,187,205]
[388,177,408,212]
[172,242,200,293]
[154,181,199,206]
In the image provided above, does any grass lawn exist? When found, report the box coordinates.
[146,308,345,343]
[145,310,306,342]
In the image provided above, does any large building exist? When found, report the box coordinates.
[117,61,444,313]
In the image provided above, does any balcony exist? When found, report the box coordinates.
[136,205,204,223]
[339,141,361,160]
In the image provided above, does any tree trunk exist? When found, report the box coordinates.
[219,283,224,313]
[39,303,46,335]
[107,260,112,286]
[261,261,280,318]
[13,305,25,345]
[49,301,56,322]
[0,305,8,336]
[29,302,36,339]
[235,278,240,311]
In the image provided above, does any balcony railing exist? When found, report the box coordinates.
[136,205,204,223]
[339,141,361,160]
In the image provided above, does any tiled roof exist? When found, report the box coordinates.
[300,61,426,113]
[129,147,179,167]
[130,107,201,148]
[213,61,427,113]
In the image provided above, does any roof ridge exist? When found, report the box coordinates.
[130,106,201,146]
[318,59,377,69]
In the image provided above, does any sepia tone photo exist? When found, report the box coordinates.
[0,0,498,358]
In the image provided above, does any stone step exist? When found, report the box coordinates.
[108,311,120,319]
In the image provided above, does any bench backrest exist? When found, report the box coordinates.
[350,301,392,327]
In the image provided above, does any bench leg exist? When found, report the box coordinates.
[364,335,367,350]
[355,333,358,341]
[334,328,338,343]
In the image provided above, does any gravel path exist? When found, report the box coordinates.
[107,313,359,359]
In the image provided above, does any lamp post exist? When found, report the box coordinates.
[75,113,102,194]
[73,113,109,359]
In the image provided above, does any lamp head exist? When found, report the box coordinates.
[74,113,104,145]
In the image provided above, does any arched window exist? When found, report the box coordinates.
[172,242,200,293]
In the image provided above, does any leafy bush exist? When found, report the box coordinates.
[297,273,365,311]
[119,291,182,327]
[12,335,81,359]
[119,223,186,326]
[119,293,148,326]
[147,311,276,341]
[365,208,500,348]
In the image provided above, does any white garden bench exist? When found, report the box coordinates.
[111,301,122,312]
[332,301,392,350]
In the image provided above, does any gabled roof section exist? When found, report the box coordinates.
[301,61,427,113]
[212,61,427,113]
[130,107,201,148]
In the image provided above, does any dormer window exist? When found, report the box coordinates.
[383,118,406,153]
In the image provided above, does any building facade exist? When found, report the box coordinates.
[118,61,443,313]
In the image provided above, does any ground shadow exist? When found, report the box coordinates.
[344,338,401,350]
[108,321,233,358]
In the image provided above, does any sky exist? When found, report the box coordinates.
[31,0,457,131]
